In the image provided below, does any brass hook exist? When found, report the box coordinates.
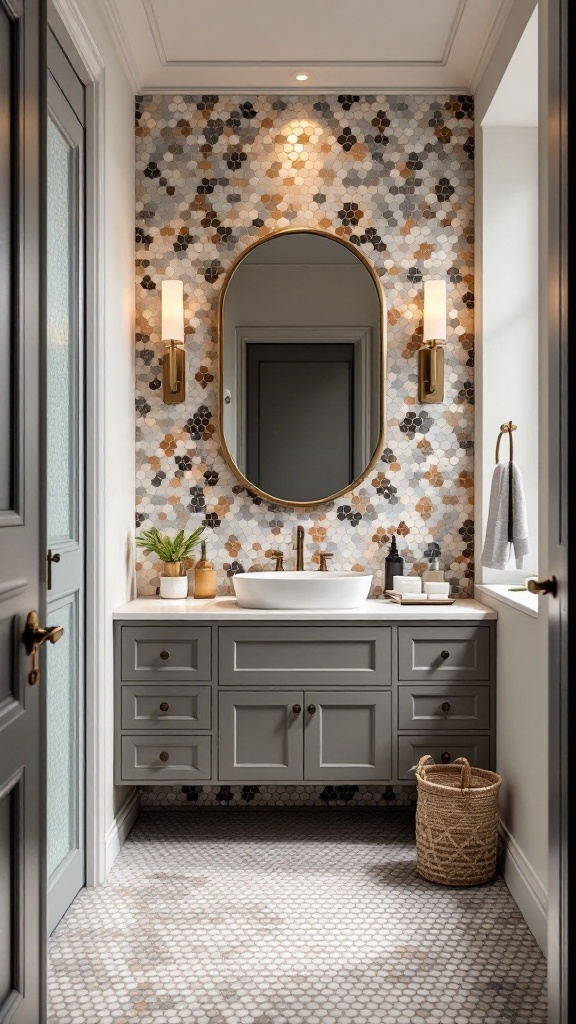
[495,421,517,463]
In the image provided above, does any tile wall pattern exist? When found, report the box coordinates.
[48,808,547,1023]
[135,94,475,597]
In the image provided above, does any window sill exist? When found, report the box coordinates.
[475,584,539,619]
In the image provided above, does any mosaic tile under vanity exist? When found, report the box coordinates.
[48,809,547,1023]
[135,94,475,597]
[141,784,418,808]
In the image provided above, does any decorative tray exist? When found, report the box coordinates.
[384,591,455,605]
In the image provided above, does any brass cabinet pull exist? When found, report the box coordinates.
[46,549,61,591]
[527,576,558,597]
[440,650,450,660]
[440,750,451,763]
[441,701,451,713]
[22,610,65,686]
[160,650,170,660]
[307,704,317,715]
[159,702,170,712]
[159,751,170,762]
[291,704,302,715]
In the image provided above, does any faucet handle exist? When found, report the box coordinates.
[318,551,334,572]
[270,550,284,571]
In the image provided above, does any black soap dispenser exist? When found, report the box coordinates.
[384,535,404,593]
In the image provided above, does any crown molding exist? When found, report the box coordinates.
[52,0,105,80]
[469,0,516,94]
[138,84,472,97]
[98,0,141,91]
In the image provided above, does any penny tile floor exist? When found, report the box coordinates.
[48,809,547,1023]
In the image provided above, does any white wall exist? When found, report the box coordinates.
[479,126,539,583]
[476,590,548,952]
[59,0,137,879]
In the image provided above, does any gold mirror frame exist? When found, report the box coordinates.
[217,227,387,509]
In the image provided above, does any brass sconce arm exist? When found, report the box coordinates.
[162,339,186,404]
[418,340,445,404]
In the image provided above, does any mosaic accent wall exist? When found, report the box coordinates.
[135,94,474,596]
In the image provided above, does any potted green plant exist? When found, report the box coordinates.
[136,525,205,598]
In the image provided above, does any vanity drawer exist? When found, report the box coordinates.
[218,626,392,687]
[121,685,211,731]
[120,734,212,782]
[120,626,211,682]
[398,626,490,682]
[398,684,490,731]
[397,734,491,780]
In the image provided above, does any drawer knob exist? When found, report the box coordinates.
[440,750,451,763]
[159,702,170,712]
[441,701,451,713]
[160,650,170,660]
[440,650,450,660]
[159,751,170,762]
[307,704,317,715]
[292,704,302,715]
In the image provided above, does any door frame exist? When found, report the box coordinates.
[47,0,107,886]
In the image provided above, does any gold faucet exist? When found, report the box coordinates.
[296,525,304,570]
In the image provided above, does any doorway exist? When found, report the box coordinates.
[45,25,86,934]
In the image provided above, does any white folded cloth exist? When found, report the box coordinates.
[480,461,530,570]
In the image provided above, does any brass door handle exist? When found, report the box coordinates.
[527,576,558,597]
[22,610,65,686]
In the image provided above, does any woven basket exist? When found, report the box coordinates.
[415,755,502,886]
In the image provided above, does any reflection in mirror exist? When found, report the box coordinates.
[219,229,385,506]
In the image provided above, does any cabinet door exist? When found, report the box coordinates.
[304,690,391,782]
[218,691,304,781]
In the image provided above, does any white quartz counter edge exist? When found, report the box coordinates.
[113,597,497,620]
[475,583,538,618]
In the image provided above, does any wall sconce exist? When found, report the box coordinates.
[418,279,446,404]
[160,279,185,403]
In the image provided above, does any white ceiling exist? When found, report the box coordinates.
[99,0,515,94]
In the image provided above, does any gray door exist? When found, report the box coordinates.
[219,691,304,781]
[0,0,48,1020]
[304,691,391,781]
[246,343,354,502]
[45,32,86,933]
[544,2,573,1019]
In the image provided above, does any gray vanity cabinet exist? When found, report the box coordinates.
[114,617,495,787]
[218,690,304,781]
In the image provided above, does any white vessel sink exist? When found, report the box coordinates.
[232,570,373,610]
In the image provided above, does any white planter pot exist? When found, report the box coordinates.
[159,574,189,599]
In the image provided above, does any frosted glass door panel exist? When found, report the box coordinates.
[46,117,78,544]
[46,597,77,878]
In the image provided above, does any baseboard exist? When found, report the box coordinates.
[105,789,140,876]
[499,820,547,955]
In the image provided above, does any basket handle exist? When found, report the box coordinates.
[453,756,471,790]
[415,754,435,777]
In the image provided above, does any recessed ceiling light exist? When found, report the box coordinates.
[295,73,309,82]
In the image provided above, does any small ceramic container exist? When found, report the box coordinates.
[159,575,189,599]
[423,581,450,597]
[393,576,422,594]
[399,593,427,601]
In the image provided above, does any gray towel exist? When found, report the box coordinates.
[481,461,530,570]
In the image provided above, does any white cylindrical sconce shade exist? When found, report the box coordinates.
[161,280,184,343]
[423,279,447,342]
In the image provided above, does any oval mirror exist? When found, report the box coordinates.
[219,228,386,507]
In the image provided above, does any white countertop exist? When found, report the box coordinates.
[113,596,497,621]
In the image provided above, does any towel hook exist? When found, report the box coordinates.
[495,421,517,464]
